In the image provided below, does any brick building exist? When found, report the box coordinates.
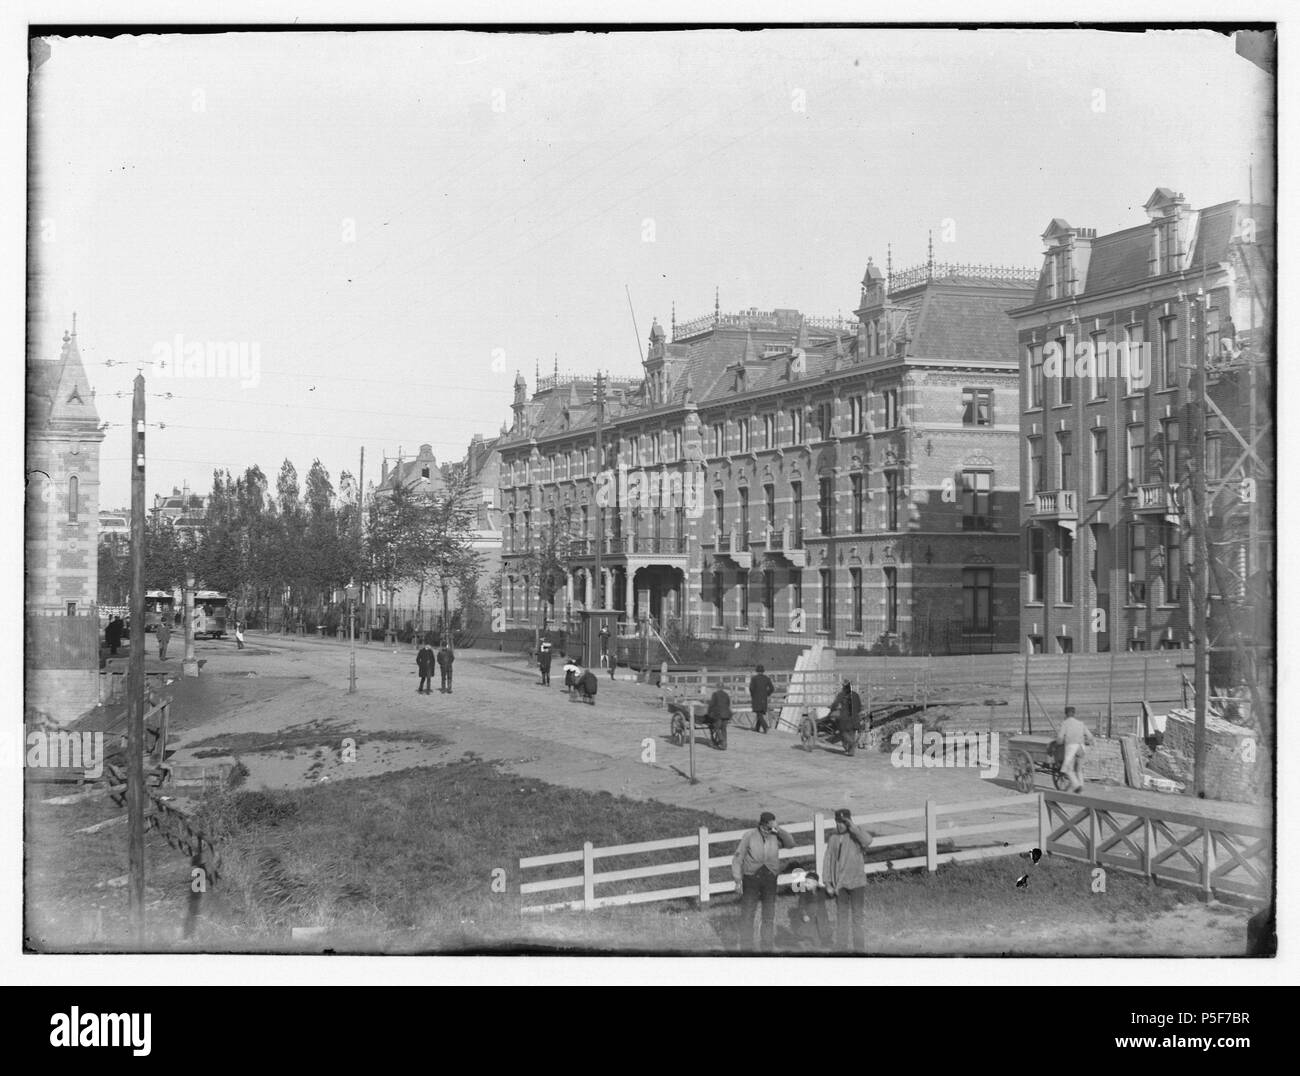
[1011,188,1274,659]
[497,257,1036,653]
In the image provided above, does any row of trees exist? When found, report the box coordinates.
[99,458,484,637]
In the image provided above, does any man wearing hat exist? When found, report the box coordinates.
[822,807,873,953]
[1055,706,1094,794]
[731,811,795,952]
[827,679,864,755]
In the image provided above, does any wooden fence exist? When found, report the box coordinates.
[519,795,1038,913]
[26,613,100,669]
[1040,790,1270,901]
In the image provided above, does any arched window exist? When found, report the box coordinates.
[67,476,79,522]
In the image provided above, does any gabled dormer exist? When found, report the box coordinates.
[1144,187,1194,276]
[642,317,669,404]
[1039,218,1096,300]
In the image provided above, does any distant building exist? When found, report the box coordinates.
[1010,188,1274,660]
[497,258,1036,653]
[151,484,206,533]
[26,324,105,721]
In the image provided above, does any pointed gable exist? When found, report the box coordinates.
[48,330,100,429]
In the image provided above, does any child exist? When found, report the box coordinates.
[787,870,833,950]
[562,656,580,694]
[234,621,246,650]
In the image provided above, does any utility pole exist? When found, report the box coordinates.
[127,373,146,945]
[1190,294,1209,797]
[182,572,198,678]
[592,371,605,609]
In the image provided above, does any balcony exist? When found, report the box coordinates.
[1033,489,1078,521]
[715,528,752,569]
[1134,483,1178,516]
[763,525,806,567]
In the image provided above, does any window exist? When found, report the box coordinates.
[651,432,661,464]
[885,472,899,531]
[67,475,79,522]
[507,577,516,618]
[674,504,685,538]
[882,388,899,429]
[523,511,532,550]
[819,476,834,536]
[581,505,589,539]
[1160,419,1180,484]
[789,408,805,444]
[849,395,866,434]
[1056,339,1072,404]
[763,570,775,629]
[962,389,992,427]
[1058,635,1074,655]
[1160,316,1179,389]
[851,474,864,532]
[1162,523,1182,604]
[672,428,682,460]
[1090,331,1108,398]
[1127,425,1146,487]
[66,601,77,616]
[764,484,776,531]
[1124,324,1145,395]
[629,436,641,468]
[738,570,750,627]
[816,402,833,440]
[850,568,863,632]
[1129,523,1147,603]
[737,417,751,453]
[791,482,803,545]
[1028,437,1044,496]
[1091,429,1108,497]
[714,489,725,537]
[819,569,832,632]
[961,470,991,530]
[1056,431,1073,489]
[963,568,993,632]
[884,567,898,633]
[791,574,803,629]
[1205,436,1222,481]
[1059,531,1074,605]
[508,512,517,552]
[713,423,724,457]
[739,487,750,546]
[1029,345,1044,408]
[1028,527,1045,603]
[763,414,775,449]
[712,570,724,625]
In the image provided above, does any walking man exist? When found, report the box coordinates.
[1056,706,1095,793]
[823,807,873,953]
[105,616,123,657]
[749,664,775,734]
[731,811,795,952]
[538,639,553,686]
[828,679,864,755]
[707,684,732,750]
[416,640,435,694]
[437,642,455,694]
[155,618,171,661]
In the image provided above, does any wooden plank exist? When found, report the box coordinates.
[594,859,700,885]
[519,849,585,868]
[519,875,585,895]
[590,834,699,858]
[1119,735,1144,787]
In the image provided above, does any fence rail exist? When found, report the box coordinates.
[519,796,1037,913]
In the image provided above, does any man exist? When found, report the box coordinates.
[155,618,171,661]
[731,811,795,952]
[437,643,455,694]
[416,640,435,694]
[538,639,553,686]
[598,624,610,668]
[1056,706,1095,793]
[706,685,732,750]
[749,664,775,734]
[105,617,123,657]
[828,679,863,755]
[822,807,873,953]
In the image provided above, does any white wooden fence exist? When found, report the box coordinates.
[519,795,1039,913]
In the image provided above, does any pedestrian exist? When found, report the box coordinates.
[822,807,873,953]
[598,624,610,667]
[562,656,580,694]
[155,618,171,661]
[749,664,775,734]
[437,642,455,694]
[234,621,246,650]
[1055,706,1095,793]
[416,640,435,694]
[576,668,598,704]
[105,617,123,657]
[538,639,553,686]
[707,685,732,750]
[828,679,864,755]
[731,811,795,952]
[787,870,833,950]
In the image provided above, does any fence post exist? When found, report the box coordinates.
[582,841,595,911]
[698,828,710,905]
[1088,807,1099,863]
[813,812,826,879]
[1142,816,1153,881]
[1201,826,1214,900]
[925,800,937,871]
[1038,792,1048,854]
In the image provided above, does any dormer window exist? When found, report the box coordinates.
[421,466,430,479]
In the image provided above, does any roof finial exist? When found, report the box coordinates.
[714,285,720,326]
[71,311,77,337]
[553,352,558,380]
[927,231,934,280]
[886,243,893,291]
[535,357,540,384]
[671,300,676,337]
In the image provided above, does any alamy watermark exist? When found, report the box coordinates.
[3,727,105,779]
[890,723,999,780]
[151,334,261,388]
[1043,334,1151,390]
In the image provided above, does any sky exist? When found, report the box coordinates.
[28,27,1274,510]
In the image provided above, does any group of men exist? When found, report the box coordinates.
[732,808,873,953]
[699,670,863,753]
[414,640,456,694]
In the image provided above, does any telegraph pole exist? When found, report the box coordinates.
[592,371,605,609]
[1190,296,1209,797]
[127,373,147,944]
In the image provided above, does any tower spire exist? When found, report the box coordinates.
[71,311,77,337]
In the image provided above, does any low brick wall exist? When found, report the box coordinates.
[1162,707,1264,804]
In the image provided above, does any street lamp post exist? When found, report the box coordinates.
[345,578,359,694]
